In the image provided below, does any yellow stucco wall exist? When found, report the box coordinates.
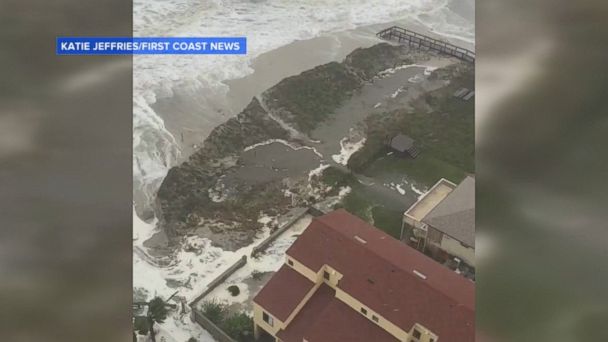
[335,287,410,341]
[409,323,439,342]
[253,256,321,338]
[253,302,285,336]
[286,255,317,282]
[255,256,439,342]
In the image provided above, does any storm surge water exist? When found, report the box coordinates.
[133,0,474,216]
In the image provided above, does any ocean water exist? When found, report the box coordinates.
[132,0,475,214]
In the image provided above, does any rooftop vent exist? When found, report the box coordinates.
[413,270,427,280]
[354,235,367,244]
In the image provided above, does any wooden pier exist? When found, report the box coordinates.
[377,26,475,63]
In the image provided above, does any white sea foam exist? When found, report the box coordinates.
[408,73,425,83]
[201,215,313,308]
[385,182,407,195]
[378,64,438,78]
[391,87,406,98]
[332,137,366,165]
[411,183,428,198]
[133,209,277,341]
[244,139,323,158]
[308,163,331,181]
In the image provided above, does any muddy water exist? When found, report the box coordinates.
[224,142,321,186]
[307,57,455,194]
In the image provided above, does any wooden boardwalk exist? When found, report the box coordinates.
[377,26,475,63]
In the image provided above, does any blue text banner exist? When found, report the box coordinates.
[56,37,247,55]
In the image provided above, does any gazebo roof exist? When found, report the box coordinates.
[390,134,414,152]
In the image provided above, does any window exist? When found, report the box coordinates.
[323,271,330,280]
[372,315,379,323]
[287,259,294,266]
[412,329,421,339]
[262,312,273,326]
[360,308,367,315]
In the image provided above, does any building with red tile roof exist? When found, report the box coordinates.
[252,209,475,342]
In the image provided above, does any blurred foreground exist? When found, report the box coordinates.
[0,1,133,341]
[476,0,608,340]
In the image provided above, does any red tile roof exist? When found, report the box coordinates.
[277,284,399,342]
[286,209,475,342]
[252,265,314,321]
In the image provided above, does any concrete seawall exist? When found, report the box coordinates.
[251,207,309,257]
[189,255,248,308]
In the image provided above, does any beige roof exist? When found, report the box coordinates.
[404,179,456,221]
[423,176,475,247]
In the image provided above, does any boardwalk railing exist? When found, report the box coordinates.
[377,26,475,63]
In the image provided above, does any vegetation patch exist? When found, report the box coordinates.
[264,62,361,133]
[157,98,291,241]
[321,168,372,220]
[365,153,468,188]
[371,206,403,239]
[251,271,263,281]
[344,43,414,80]
[321,167,401,237]
[348,63,474,187]
[227,285,240,297]
[156,43,439,248]
[264,43,419,133]
[339,188,374,221]
[320,166,356,188]
[200,301,254,342]
[134,297,169,342]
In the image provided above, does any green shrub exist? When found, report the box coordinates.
[133,316,149,335]
[320,166,356,187]
[251,271,263,281]
[200,300,226,325]
[371,206,403,239]
[227,285,240,297]
[222,313,254,342]
[200,300,254,342]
